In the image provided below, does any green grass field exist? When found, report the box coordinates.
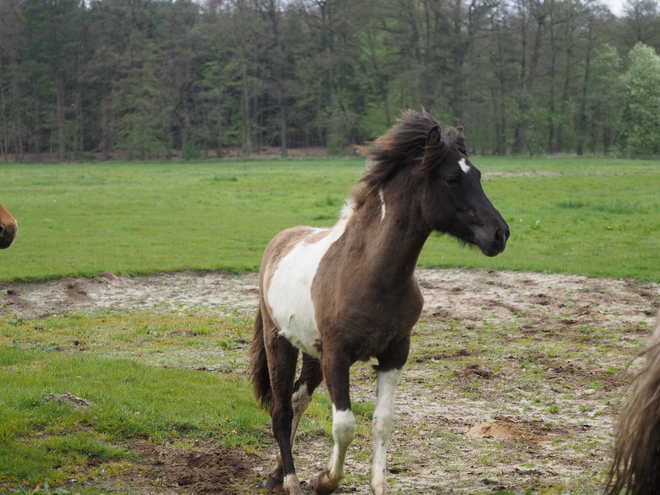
[0,156,659,494]
[1,156,659,282]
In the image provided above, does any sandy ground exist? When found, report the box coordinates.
[1,268,658,494]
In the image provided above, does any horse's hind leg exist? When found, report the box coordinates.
[290,353,323,444]
[268,353,323,491]
[264,330,301,494]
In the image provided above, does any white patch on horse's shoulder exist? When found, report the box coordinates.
[378,188,386,221]
[267,206,353,358]
[459,158,470,174]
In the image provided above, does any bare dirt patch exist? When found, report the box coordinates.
[466,420,551,443]
[79,440,261,495]
[1,268,658,494]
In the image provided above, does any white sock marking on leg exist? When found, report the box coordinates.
[290,384,312,446]
[370,368,403,495]
[326,405,356,481]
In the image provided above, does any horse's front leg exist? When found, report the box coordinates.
[370,337,409,495]
[370,368,403,495]
[316,355,355,495]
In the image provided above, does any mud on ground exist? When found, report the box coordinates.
[1,268,658,494]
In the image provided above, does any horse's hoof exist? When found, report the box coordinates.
[283,474,304,495]
[314,470,338,495]
[266,472,284,492]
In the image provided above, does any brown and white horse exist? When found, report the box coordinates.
[0,203,17,249]
[249,110,509,495]
[606,315,660,495]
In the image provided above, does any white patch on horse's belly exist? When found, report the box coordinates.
[459,158,470,174]
[267,204,353,358]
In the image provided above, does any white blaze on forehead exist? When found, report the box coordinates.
[266,202,353,358]
[458,158,470,174]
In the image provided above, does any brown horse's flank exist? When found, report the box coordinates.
[250,109,509,495]
[0,202,17,249]
[606,316,660,495]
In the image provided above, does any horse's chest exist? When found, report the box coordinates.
[317,285,423,359]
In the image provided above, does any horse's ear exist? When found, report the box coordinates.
[427,125,441,147]
[456,126,464,134]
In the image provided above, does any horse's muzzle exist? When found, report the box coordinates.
[476,225,509,257]
[0,223,17,249]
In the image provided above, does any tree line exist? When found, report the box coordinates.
[2,0,660,162]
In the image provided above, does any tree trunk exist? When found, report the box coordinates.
[576,19,593,156]
[56,72,66,162]
[241,52,252,156]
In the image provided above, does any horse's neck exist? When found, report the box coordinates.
[347,187,430,284]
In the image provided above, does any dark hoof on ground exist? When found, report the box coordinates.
[314,471,338,495]
[266,472,284,492]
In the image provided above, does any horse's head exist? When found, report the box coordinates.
[0,203,17,249]
[419,125,509,257]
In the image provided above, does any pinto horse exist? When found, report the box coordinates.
[249,110,509,495]
[0,203,17,249]
[606,315,660,495]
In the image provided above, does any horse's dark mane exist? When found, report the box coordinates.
[355,110,466,205]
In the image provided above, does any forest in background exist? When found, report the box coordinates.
[2,0,660,162]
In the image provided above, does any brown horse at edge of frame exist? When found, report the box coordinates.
[0,203,17,249]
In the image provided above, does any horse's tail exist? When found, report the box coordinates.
[249,304,272,409]
[606,316,660,495]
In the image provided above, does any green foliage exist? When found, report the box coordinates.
[182,143,202,160]
[587,44,623,152]
[2,0,658,160]
[0,158,659,281]
[619,43,660,155]
[327,135,346,156]
[114,67,167,160]
[21,0,78,77]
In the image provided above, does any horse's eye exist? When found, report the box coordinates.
[445,176,461,187]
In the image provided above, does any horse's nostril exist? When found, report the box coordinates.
[495,228,506,245]
[0,226,4,237]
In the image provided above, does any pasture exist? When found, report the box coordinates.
[0,157,659,495]
[0,157,659,282]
